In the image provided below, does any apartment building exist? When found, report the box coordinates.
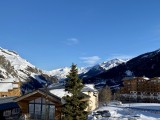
[117,77,160,103]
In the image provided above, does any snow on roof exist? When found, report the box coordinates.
[85,84,94,89]
[49,89,71,98]
[13,84,19,88]
[81,84,97,92]
[142,77,149,80]
[0,78,19,92]
[0,83,13,92]
[0,78,19,83]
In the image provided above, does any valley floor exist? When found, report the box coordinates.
[88,103,160,120]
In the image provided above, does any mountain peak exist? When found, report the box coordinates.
[100,58,126,71]
[0,47,35,71]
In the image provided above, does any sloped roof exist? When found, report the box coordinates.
[49,88,71,98]
[49,88,90,100]
[0,96,19,110]
[49,83,97,92]
[14,88,62,104]
[0,83,19,92]
[0,78,19,82]
[81,84,98,92]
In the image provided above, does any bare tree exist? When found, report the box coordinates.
[98,86,112,106]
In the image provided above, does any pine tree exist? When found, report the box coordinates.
[62,64,88,120]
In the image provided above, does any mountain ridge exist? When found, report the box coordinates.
[48,58,127,81]
[2,47,160,91]
[83,48,160,88]
[0,47,56,92]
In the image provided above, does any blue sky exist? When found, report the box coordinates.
[0,0,160,70]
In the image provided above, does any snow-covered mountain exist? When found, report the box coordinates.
[100,58,127,70]
[0,47,127,91]
[83,48,160,89]
[0,47,54,90]
[48,58,127,81]
[48,67,91,81]
[81,58,127,79]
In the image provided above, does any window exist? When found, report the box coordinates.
[29,97,55,120]
[3,110,11,116]
[12,108,20,114]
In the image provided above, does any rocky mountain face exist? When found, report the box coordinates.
[83,49,160,88]
[0,48,56,92]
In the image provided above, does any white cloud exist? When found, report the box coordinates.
[66,38,79,45]
[80,56,101,65]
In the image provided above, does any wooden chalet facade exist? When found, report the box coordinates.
[13,84,98,120]
[14,89,62,120]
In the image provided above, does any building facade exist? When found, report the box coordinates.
[14,84,98,120]
[117,77,160,103]
[0,96,20,120]
[81,84,98,111]
[0,78,21,97]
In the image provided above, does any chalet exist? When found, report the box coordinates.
[14,88,62,120]
[14,84,98,120]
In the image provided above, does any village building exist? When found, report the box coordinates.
[14,84,98,120]
[0,78,21,97]
[14,88,62,120]
[81,84,98,111]
[117,77,160,103]
[49,84,98,111]
[0,96,20,120]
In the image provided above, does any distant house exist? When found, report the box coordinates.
[49,84,98,111]
[0,96,20,120]
[14,84,98,120]
[81,84,98,111]
[0,78,21,97]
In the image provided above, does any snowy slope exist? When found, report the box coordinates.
[82,58,127,80]
[0,47,34,70]
[93,58,127,73]
[100,58,126,71]
[0,47,50,84]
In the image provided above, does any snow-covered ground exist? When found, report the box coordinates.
[88,103,160,120]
